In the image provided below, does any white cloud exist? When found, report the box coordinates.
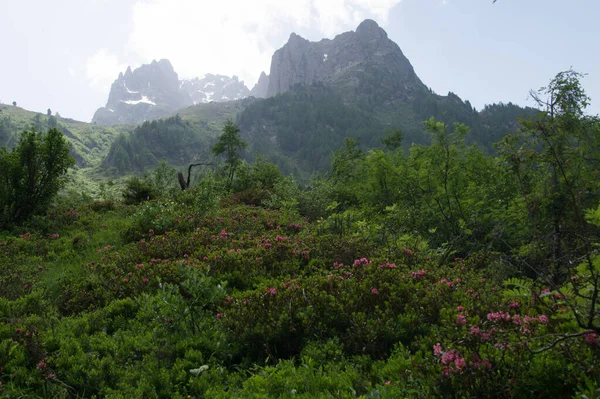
[126,0,403,87]
[86,49,127,91]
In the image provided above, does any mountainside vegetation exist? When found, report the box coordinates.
[0,70,599,398]
[99,83,538,180]
[0,104,130,168]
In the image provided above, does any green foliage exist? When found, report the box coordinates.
[1,71,599,398]
[498,69,600,274]
[122,176,156,205]
[0,127,74,227]
[212,119,248,190]
[104,115,212,175]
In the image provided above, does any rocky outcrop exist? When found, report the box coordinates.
[93,61,252,125]
[180,74,250,105]
[250,72,270,98]
[93,59,191,125]
[266,19,426,103]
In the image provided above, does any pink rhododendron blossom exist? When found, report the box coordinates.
[454,357,467,369]
[487,312,511,322]
[584,333,599,345]
[538,315,549,324]
[411,270,427,279]
[456,315,467,325]
[433,343,443,356]
[441,350,456,365]
[371,288,379,295]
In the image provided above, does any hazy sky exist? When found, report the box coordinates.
[1,0,598,121]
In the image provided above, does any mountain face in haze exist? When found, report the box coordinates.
[266,19,426,104]
[100,19,537,178]
[180,74,250,105]
[250,72,270,98]
[92,59,189,125]
[92,61,251,125]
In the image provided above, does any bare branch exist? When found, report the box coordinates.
[531,330,597,354]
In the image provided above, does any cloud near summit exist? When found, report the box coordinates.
[124,0,403,87]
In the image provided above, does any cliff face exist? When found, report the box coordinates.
[250,72,270,98]
[92,61,252,126]
[180,74,250,105]
[266,19,426,103]
[92,59,191,125]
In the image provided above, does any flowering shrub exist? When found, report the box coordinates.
[0,198,597,398]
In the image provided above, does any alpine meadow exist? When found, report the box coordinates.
[0,1,599,398]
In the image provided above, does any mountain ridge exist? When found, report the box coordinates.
[92,61,252,126]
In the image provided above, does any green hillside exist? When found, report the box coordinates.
[0,104,132,196]
[0,70,598,397]
[101,100,250,176]
[99,84,538,180]
[0,104,130,167]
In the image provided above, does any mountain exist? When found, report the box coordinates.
[266,19,426,105]
[250,72,270,98]
[99,20,537,178]
[92,61,251,126]
[92,59,189,126]
[180,74,250,104]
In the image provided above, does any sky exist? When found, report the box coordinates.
[0,0,598,122]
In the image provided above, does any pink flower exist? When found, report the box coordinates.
[487,312,511,322]
[512,314,522,325]
[411,269,427,279]
[456,315,467,325]
[38,265,43,270]
[37,360,47,370]
[371,288,380,295]
[538,315,549,324]
[123,278,128,284]
[441,349,456,365]
[454,357,467,369]
[385,380,391,385]
[267,287,277,296]
[508,302,519,309]
[216,313,223,319]
[142,278,149,284]
[456,306,464,312]
[47,374,56,380]
[584,333,599,345]
[470,327,480,336]
[433,343,443,356]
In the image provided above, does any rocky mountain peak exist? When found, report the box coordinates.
[250,72,270,98]
[265,19,425,102]
[355,19,385,39]
[92,61,252,125]
[180,73,250,105]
